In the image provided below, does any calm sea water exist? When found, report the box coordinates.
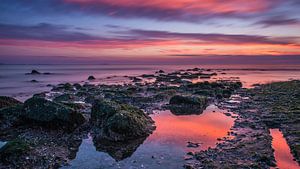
[1,64,300,101]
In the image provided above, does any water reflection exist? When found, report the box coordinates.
[92,136,147,161]
[169,105,206,115]
[270,129,299,169]
[63,105,234,169]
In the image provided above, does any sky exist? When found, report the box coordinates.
[0,0,300,64]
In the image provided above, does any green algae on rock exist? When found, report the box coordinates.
[0,96,22,109]
[23,97,85,131]
[91,99,155,141]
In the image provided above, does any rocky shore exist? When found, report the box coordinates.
[0,68,299,169]
[186,81,300,168]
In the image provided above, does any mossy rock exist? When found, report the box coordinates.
[169,95,208,107]
[53,94,75,102]
[23,97,85,131]
[0,139,30,163]
[91,99,155,141]
[0,96,22,109]
[0,105,24,129]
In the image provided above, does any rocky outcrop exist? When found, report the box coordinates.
[23,97,85,131]
[0,96,22,109]
[91,99,155,141]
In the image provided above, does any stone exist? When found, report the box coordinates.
[23,97,85,131]
[0,96,22,109]
[88,76,96,80]
[91,99,155,141]
[169,95,208,107]
[26,70,41,75]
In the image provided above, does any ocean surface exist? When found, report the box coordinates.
[1,64,300,102]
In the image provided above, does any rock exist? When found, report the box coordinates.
[30,80,38,83]
[53,94,75,102]
[26,70,41,75]
[169,95,208,107]
[0,105,24,129]
[23,97,85,131]
[91,99,155,141]
[169,106,205,115]
[132,77,142,82]
[156,70,165,73]
[88,76,96,80]
[63,83,74,90]
[73,83,82,90]
[0,139,30,163]
[187,141,200,148]
[0,96,22,109]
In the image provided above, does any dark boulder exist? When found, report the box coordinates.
[156,70,165,74]
[88,76,96,80]
[53,94,75,102]
[0,96,22,109]
[26,70,41,75]
[169,95,208,115]
[23,97,85,131]
[170,95,208,107]
[91,99,155,141]
[0,105,24,130]
[0,139,30,163]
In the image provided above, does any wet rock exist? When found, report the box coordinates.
[23,97,85,131]
[88,76,96,80]
[156,70,165,74]
[0,105,24,130]
[91,99,155,141]
[30,79,38,83]
[187,141,200,148]
[0,139,30,163]
[73,83,82,90]
[169,95,208,107]
[53,94,75,102]
[26,70,41,75]
[32,92,47,98]
[0,96,22,109]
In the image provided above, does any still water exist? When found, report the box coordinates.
[62,105,234,169]
[270,129,299,169]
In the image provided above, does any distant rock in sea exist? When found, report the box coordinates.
[88,75,96,80]
[26,70,41,75]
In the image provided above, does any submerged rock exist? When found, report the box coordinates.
[0,96,22,109]
[91,99,155,141]
[23,97,85,131]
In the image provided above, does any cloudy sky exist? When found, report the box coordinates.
[0,0,300,64]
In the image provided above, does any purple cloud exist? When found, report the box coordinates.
[257,16,300,27]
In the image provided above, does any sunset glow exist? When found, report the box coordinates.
[0,0,300,63]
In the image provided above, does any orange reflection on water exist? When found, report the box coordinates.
[147,105,234,151]
[270,129,299,169]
